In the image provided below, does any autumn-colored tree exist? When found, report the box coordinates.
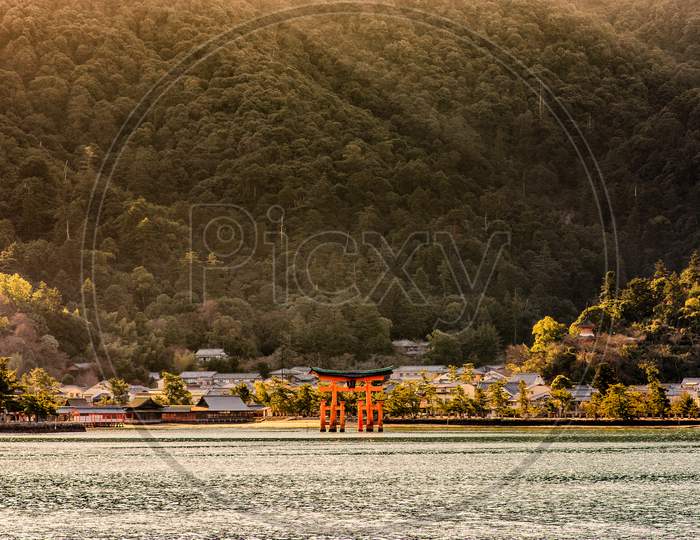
[18,368,61,421]
[530,317,566,354]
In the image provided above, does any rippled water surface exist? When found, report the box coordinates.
[2,427,700,539]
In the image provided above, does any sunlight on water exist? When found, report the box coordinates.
[1,428,699,539]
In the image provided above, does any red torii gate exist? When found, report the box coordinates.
[311,367,393,432]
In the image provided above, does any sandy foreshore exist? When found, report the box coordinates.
[119,418,321,430]
[115,417,700,430]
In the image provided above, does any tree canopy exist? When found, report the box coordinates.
[0,0,698,380]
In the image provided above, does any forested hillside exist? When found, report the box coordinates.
[506,253,700,385]
[572,0,700,63]
[0,0,698,381]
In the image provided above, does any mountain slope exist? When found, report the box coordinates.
[0,0,698,378]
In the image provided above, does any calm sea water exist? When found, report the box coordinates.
[1,427,699,539]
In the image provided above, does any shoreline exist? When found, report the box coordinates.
[0,422,87,433]
[4,417,700,433]
[386,417,700,427]
[105,417,700,430]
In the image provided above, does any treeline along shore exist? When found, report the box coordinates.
[386,418,700,427]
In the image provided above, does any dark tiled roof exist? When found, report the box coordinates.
[311,367,394,379]
[196,395,251,412]
[58,405,124,414]
[162,405,193,412]
[125,397,163,410]
[508,373,542,386]
[214,372,261,379]
[503,382,520,396]
[180,371,217,378]
[393,365,445,372]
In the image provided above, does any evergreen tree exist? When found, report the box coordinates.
[447,365,459,382]
[161,372,192,405]
[231,382,251,404]
[0,357,19,414]
[599,384,639,420]
[517,379,530,418]
[600,270,616,304]
[385,382,421,418]
[671,393,699,418]
[680,250,700,288]
[426,330,461,364]
[448,385,476,418]
[592,363,617,395]
[268,379,296,416]
[641,363,668,418]
[294,384,317,417]
[460,363,475,384]
[487,380,511,417]
[108,377,130,405]
[550,375,574,417]
[473,387,488,418]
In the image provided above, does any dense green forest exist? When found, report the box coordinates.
[0,0,698,382]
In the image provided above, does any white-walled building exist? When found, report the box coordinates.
[392,340,430,357]
[391,365,447,382]
[195,348,228,365]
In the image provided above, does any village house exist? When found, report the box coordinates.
[433,381,464,403]
[179,371,217,389]
[128,384,151,400]
[195,348,228,365]
[510,384,552,410]
[627,383,694,407]
[64,362,96,381]
[476,380,519,397]
[508,373,545,387]
[481,370,508,383]
[481,364,509,380]
[680,377,700,389]
[570,384,594,415]
[628,384,649,395]
[663,383,687,404]
[432,367,480,384]
[392,339,430,357]
[433,371,459,384]
[680,378,700,403]
[391,365,447,382]
[268,366,317,385]
[58,384,86,399]
[212,372,262,386]
[482,364,508,374]
[82,381,113,403]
